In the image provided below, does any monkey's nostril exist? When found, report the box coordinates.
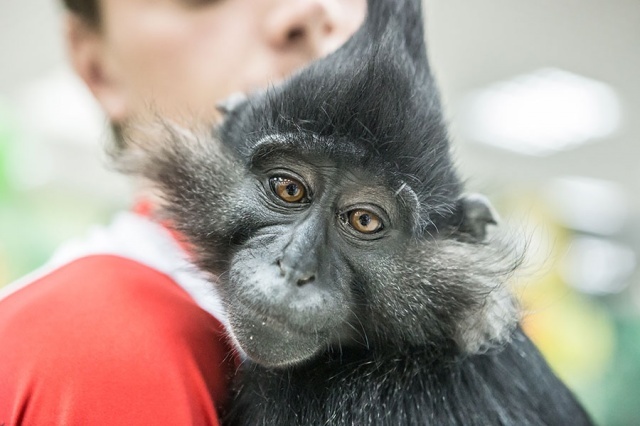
[276,259,286,277]
[277,258,315,285]
[296,274,315,287]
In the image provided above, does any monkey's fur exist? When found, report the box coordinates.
[118,0,592,424]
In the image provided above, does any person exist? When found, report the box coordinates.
[0,1,366,424]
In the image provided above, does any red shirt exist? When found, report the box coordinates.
[0,210,235,425]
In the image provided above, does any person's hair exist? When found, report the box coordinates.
[62,0,101,27]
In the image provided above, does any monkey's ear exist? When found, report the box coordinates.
[216,92,248,115]
[456,193,500,241]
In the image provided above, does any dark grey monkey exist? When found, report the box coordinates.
[117,0,593,424]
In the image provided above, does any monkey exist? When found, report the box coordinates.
[116,0,593,424]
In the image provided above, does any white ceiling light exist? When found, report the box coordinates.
[561,236,636,295]
[460,68,621,156]
[544,176,628,235]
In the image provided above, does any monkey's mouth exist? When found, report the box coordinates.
[228,300,327,367]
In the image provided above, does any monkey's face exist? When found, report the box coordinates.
[220,137,420,367]
[124,126,516,367]
[122,122,516,368]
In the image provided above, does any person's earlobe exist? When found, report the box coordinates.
[65,14,128,122]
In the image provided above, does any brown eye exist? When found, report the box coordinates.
[270,177,306,203]
[348,209,383,234]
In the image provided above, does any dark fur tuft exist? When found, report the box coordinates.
[218,0,461,233]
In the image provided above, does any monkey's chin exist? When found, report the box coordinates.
[228,311,324,368]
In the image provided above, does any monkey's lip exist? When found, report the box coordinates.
[233,300,320,337]
[229,301,326,366]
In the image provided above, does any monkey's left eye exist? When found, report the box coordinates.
[344,209,384,234]
[270,176,307,203]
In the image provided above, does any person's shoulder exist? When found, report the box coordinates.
[0,253,229,354]
[0,254,234,424]
[0,208,227,331]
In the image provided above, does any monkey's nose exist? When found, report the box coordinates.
[277,259,316,286]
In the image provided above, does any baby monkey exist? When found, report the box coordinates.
[118,0,593,424]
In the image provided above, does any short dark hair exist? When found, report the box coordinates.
[62,0,101,27]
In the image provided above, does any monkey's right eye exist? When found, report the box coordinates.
[269,177,307,203]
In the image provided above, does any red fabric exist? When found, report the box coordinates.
[0,255,234,425]
[132,199,195,259]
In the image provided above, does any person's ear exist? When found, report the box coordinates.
[65,14,128,122]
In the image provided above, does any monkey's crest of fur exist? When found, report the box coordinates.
[219,0,460,234]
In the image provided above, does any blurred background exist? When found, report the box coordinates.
[0,0,638,424]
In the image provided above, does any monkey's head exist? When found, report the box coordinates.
[118,0,518,367]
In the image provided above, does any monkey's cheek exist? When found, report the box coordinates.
[228,311,324,368]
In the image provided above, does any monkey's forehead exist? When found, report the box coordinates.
[248,133,363,160]
[246,133,400,179]
[246,131,456,182]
